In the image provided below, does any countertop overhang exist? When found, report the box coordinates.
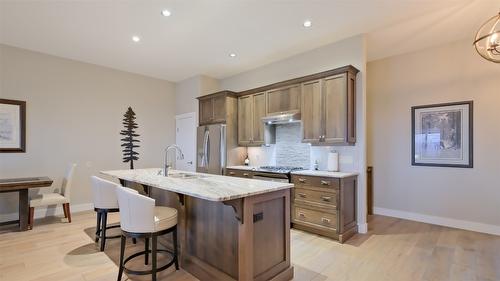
[101,168,293,202]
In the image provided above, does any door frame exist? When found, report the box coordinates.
[175,112,197,171]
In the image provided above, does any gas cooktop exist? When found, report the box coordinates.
[258,166,304,173]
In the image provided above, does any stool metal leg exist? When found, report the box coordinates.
[117,235,126,281]
[100,211,108,251]
[152,235,157,281]
[173,227,179,270]
[144,237,149,265]
[95,212,102,243]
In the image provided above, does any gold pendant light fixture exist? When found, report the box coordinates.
[474,11,500,63]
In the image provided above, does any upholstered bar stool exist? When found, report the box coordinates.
[115,186,179,281]
[90,176,134,251]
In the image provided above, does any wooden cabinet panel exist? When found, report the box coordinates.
[212,95,227,123]
[291,175,339,190]
[252,93,266,144]
[199,97,214,125]
[238,96,253,145]
[323,74,347,143]
[266,84,301,115]
[301,80,323,143]
[238,92,266,146]
[291,174,357,243]
[294,187,336,207]
[294,205,337,231]
[225,169,253,178]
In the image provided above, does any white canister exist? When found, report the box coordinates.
[327,151,339,172]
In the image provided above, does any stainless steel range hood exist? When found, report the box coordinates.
[261,111,301,125]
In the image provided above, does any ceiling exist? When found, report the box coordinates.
[0,0,498,82]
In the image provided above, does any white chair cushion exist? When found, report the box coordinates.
[154,206,178,232]
[30,193,69,207]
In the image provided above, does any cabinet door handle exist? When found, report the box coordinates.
[297,193,307,198]
[298,212,306,218]
[321,217,331,224]
[229,171,235,175]
[321,196,331,202]
[320,180,330,186]
[243,173,250,177]
[298,178,307,183]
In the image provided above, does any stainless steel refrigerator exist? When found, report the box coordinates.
[196,124,243,175]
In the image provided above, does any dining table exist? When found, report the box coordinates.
[0,177,53,231]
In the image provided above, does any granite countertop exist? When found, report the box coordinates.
[101,168,293,202]
[291,170,358,178]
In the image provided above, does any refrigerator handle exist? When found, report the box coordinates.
[204,129,210,166]
[220,125,226,173]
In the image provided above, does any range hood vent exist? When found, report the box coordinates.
[261,112,301,125]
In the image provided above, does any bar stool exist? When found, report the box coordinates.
[90,176,135,251]
[115,185,179,281]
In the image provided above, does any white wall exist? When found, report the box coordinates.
[367,38,500,234]
[0,44,176,217]
[221,35,368,232]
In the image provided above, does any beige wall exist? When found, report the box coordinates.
[174,75,219,116]
[0,44,176,217]
[367,38,500,231]
[221,35,368,232]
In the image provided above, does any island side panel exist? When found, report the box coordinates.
[184,197,239,280]
[243,189,293,281]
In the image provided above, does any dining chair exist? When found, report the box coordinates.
[28,163,77,229]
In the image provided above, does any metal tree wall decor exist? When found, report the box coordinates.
[474,11,500,63]
[120,107,140,169]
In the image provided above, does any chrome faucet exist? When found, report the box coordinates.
[164,145,184,176]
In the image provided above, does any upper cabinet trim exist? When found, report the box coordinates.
[237,65,359,97]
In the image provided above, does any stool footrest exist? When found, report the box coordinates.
[123,249,175,276]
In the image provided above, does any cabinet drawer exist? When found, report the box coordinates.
[294,187,336,207]
[292,175,339,189]
[225,169,253,178]
[294,205,337,230]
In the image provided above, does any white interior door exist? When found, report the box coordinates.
[175,112,196,172]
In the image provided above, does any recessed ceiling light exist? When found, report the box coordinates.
[229,53,237,57]
[303,20,312,28]
[132,36,141,42]
[161,9,171,17]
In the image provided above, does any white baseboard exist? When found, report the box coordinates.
[373,207,500,236]
[0,203,93,222]
[357,223,368,234]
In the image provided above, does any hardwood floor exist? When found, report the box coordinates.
[0,212,498,281]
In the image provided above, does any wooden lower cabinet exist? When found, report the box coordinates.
[291,174,357,243]
[225,168,254,178]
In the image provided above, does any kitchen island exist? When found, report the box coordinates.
[101,168,294,281]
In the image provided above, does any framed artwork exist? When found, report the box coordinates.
[411,101,473,168]
[0,99,26,153]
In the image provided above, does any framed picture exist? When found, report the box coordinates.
[411,101,473,168]
[0,99,26,153]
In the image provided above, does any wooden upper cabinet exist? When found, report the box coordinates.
[301,80,323,144]
[238,92,266,146]
[199,97,214,125]
[252,93,266,144]
[212,94,227,123]
[323,74,348,144]
[198,91,235,125]
[238,95,253,145]
[300,72,356,145]
[266,84,301,115]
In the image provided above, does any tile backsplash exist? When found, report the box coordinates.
[245,123,359,172]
